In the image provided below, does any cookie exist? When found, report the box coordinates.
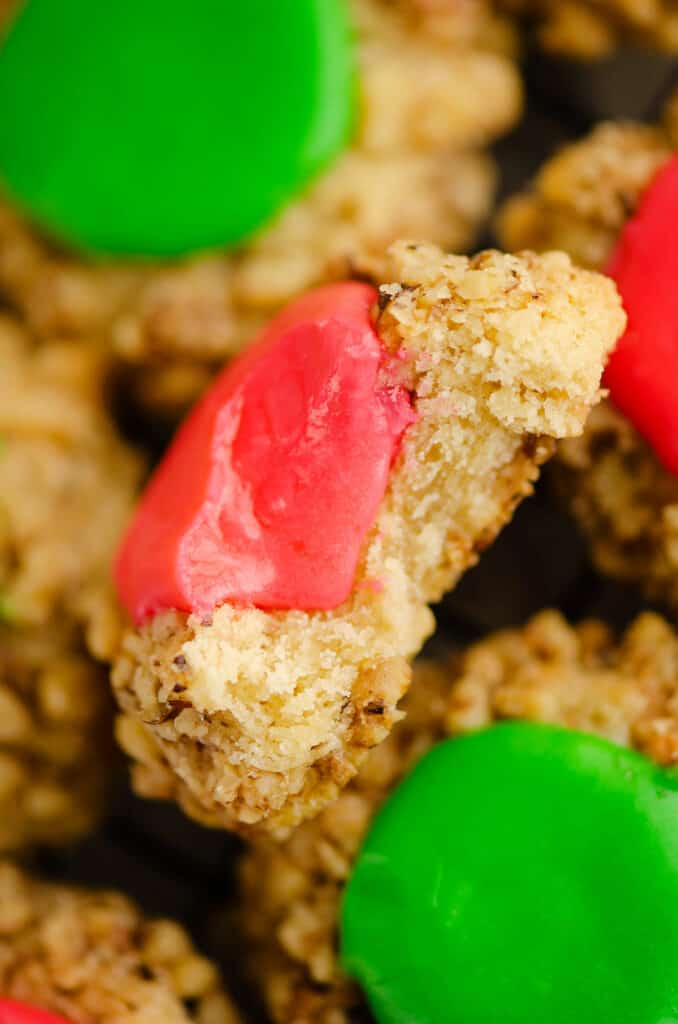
[111,240,623,835]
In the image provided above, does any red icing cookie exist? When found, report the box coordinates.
[606,153,678,475]
[0,1003,71,1024]
[115,282,415,623]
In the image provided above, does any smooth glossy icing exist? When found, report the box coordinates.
[342,723,678,1024]
[0,0,355,256]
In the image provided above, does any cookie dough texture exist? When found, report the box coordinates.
[497,114,678,609]
[0,0,521,416]
[240,610,678,1024]
[0,861,240,1024]
[498,0,678,55]
[112,240,623,837]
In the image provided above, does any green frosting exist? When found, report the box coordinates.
[0,0,355,257]
[341,723,678,1024]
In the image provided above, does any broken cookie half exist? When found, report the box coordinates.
[111,240,624,835]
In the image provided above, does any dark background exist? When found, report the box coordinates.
[30,48,678,1019]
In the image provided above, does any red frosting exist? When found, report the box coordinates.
[115,282,416,623]
[0,1002,71,1024]
[605,153,678,475]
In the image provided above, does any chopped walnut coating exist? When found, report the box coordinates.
[497,107,678,610]
[240,610,678,1024]
[0,314,143,659]
[0,314,141,852]
[0,861,240,1024]
[239,660,450,1024]
[497,121,672,271]
[112,240,623,836]
[446,609,678,761]
[0,624,113,854]
[0,0,521,416]
[498,0,678,55]
[556,403,678,609]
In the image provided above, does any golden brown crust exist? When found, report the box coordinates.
[496,111,678,610]
[0,0,521,417]
[0,624,113,853]
[112,241,623,837]
[0,861,240,1024]
[240,610,678,1024]
[498,0,678,55]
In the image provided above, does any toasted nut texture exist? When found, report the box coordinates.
[497,107,678,609]
[0,624,113,853]
[0,312,142,851]
[497,0,678,55]
[0,861,240,1024]
[241,610,678,1024]
[558,402,678,609]
[497,122,672,271]
[112,241,624,836]
[0,0,521,417]
[0,314,143,660]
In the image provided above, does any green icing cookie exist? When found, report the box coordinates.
[0,0,355,257]
[342,723,678,1024]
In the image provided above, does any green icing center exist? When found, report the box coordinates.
[0,0,356,257]
[341,723,678,1024]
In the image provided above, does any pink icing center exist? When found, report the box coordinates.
[605,153,678,475]
[115,282,416,623]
